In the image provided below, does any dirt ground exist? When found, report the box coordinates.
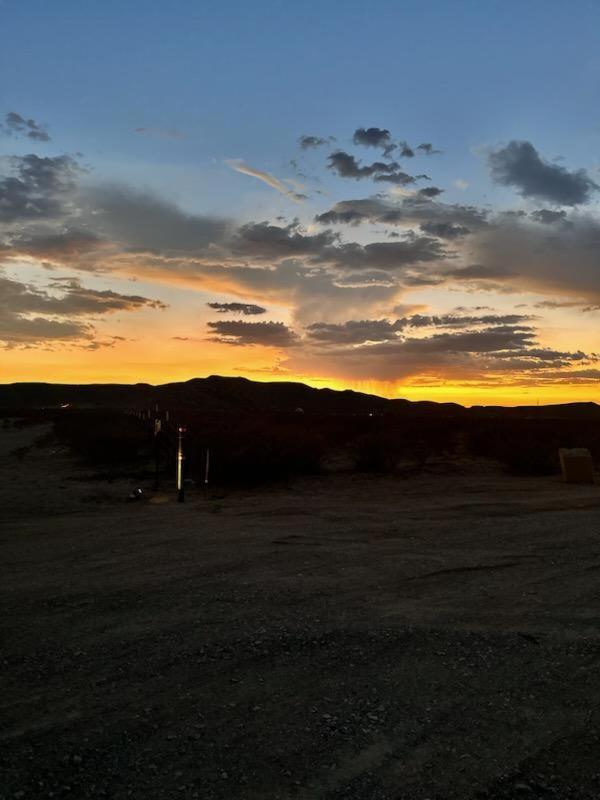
[3,422,600,799]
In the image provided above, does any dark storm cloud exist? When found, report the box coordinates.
[419,222,471,239]
[0,154,83,222]
[488,140,597,205]
[207,320,297,347]
[207,302,267,315]
[416,143,441,155]
[298,134,335,149]
[352,127,392,149]
[1,112,50,142]
[399,142,415,158]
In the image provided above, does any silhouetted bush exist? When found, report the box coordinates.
[351,418,459,473]
[464,418,600,475]
[352,431,400,473]
[186,419,326,486]
[54,412,149,464]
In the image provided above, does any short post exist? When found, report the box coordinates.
[177,425,186,502]
[153,417,162,490]
[204,448,210,499]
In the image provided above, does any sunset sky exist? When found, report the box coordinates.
[2,0,600,405]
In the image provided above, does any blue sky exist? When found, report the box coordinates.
[3,0,600,212]
[2,0,600,403]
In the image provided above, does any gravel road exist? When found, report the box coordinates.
[3,423,600,799]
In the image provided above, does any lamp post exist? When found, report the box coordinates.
[177,425,186,502]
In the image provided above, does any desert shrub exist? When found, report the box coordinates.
[351,418,459,474]
[352,431,401,473]
[54,411,149,464]
[183,417,326,486]
[464,418,600,475]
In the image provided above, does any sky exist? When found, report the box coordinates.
[2,0,600,405]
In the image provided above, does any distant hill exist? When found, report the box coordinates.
[0,375,598,419]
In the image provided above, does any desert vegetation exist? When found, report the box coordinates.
[14,407,597,486]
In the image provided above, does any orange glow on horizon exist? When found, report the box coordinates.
[2,342,599,408]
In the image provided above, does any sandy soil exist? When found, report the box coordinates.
[3,422,600,799]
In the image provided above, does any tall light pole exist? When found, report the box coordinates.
[177,426,186,503]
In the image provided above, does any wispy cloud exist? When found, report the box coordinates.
[226,159,306,202]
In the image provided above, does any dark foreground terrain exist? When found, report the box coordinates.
[3,424,600,799]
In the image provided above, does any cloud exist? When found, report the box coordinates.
[80,184,231,254]
[533,299,600,312]
[315,197,488,230]
[284,316,595,383]
[298,135,334,149]
[466,211,600,301]
[352,127,392,149]
[231,220,338,260]
[327,151,419,185]
[207,302,266,315]
[305,318,404,345]
[399,142,415,158]
[488,140,597,205]
[0,272,164,348]
[228,220,449,274]
[42,278,167,314]
[416,143,441,155]
[317,235,450,273]
[304,313,533,346]
[226,159,306,202]
[530,208,568,225]
[374,171,419,186]
[419,222,471,239]
[207,319,297,347]
[1,112,50,142]
[0,154,83,222]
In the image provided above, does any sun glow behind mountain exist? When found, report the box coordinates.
[1,2,600,406]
